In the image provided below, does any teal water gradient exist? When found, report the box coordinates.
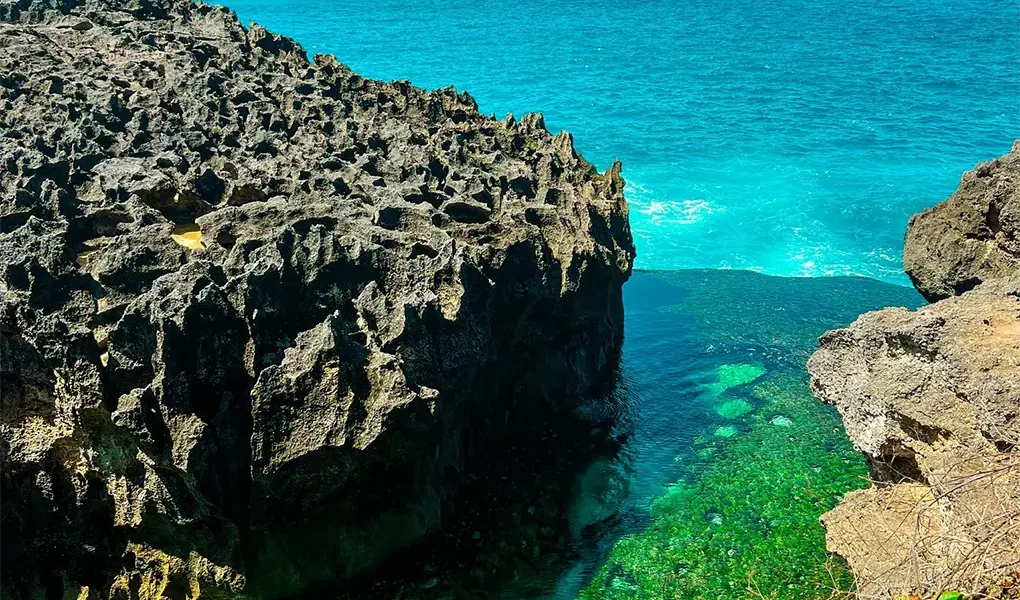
[220,0,1017,282]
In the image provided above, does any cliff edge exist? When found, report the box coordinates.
[809,144,1020,599]
[0,0,635,598]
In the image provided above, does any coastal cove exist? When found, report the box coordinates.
[2,0,1018,599]
[330,269,923,599]
[195,1,1016,594]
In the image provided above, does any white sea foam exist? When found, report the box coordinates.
[635,199,717,225]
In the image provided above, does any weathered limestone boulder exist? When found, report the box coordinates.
[904,143,1020,302]
[0,0,635,598]
[809,147,1020,599]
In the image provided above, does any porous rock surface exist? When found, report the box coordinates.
[809,146,1020,599]
[904,143,1020,302]
[0,0,635,597]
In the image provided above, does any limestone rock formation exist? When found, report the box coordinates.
[0,0,635,598]
[809,147,1020,599]
[904,143,1020,302]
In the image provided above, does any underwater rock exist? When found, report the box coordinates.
[809,146,1020,599]
[715,399,753,419]
[713,425,738,438]
[705,363,766,396]
[0,0,635,597]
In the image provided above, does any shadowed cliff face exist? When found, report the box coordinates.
[809,145,1020,599]
[0,0,634,597]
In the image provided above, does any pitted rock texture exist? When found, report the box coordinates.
[809,146,1020,599]
[904,142,1020,302]
[0,0,635,598]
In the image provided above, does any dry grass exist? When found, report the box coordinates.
[823,442,1020,600]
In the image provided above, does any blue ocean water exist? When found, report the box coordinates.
[220,0,1017,282]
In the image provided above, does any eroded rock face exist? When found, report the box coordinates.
[809,146,1020,599]
[0,0,635,597]
[810,277,1020,597]
[904,142,1020,302]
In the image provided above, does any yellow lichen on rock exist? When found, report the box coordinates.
[109,544,245,600]
[171,224,206,250]
[63,585,99,600]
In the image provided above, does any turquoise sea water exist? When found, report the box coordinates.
[222,0,1017,282]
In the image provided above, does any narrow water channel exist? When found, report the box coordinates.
[331,269,922,600]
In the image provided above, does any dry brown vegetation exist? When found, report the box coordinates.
[822,446,1020,600]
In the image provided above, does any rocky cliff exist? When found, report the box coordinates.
[809,144,1020,599]
[0,0,635,598]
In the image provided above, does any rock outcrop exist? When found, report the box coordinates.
[904,143,1020,302]
[809,146,1020,599]
[0,0,635,598]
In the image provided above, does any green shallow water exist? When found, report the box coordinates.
[573,271,923,600]
[331,270,923,600]
[581,373,865,599]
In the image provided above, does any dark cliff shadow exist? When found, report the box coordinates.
[282,356,632,600]
[309,269,926,600]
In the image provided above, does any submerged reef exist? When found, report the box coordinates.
[582,373,864,600]
[579,270,922,600]
[809,143,1020,599]
[0,0,634,597]
[705,363,765,397]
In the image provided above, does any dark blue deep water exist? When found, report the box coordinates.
[210,0,1017,597]
[221,0,1017,282]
